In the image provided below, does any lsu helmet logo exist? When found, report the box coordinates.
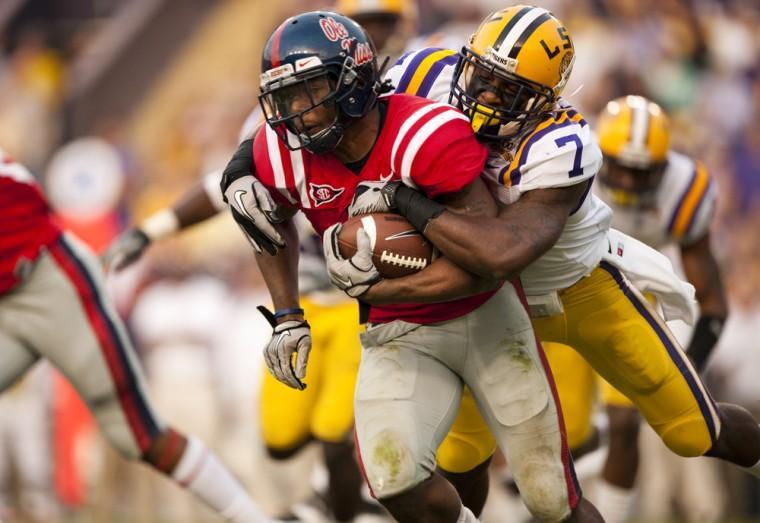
[309,182,345,206]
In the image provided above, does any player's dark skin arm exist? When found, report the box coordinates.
[170,180,221,228]
[680,232,728,370]
[172,128,263,229]
[362,257,501,304]
[362,177,501,304]
[254,216,303,321]
[421,182,589,280]
[681,233,727,318]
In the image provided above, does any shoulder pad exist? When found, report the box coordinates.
[386,47,457,102]
[500,111,600,191]
[663,152,716,244]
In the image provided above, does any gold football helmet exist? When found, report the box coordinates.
[334,0,406,17]
[597,95,670,207]
[334,0,416,55]
[450,5,575,143]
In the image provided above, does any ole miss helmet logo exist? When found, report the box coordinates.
[319,17,349,42]
[319,16,374,66]
[309,182,344,206]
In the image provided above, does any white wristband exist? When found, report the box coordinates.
[141,209,180,241]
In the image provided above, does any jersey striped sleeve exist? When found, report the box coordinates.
[667,161,715,243]
[499,110,600,191]
[390,102,486,197]
[386,47,458,101]
[253,125,303,208]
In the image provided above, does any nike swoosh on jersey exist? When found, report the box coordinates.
[379,173,394,182]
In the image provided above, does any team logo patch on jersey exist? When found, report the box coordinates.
[309,182,344,206]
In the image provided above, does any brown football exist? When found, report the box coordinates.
[337,213,435,278]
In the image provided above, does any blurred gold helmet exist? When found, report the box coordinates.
[597,95,670,168]
[335,0,406,17]
[449,5,575,143]
[597,95,671,207]
[334,0,416,56]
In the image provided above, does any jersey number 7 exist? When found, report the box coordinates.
[554,135,584,178]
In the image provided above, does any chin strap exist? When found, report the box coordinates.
[304,121,345,154]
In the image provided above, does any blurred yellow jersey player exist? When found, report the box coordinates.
[385,5,760,522]
[258,218,364,520]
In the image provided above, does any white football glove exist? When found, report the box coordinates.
[348,180,400,217]
[225,175,285,255]
[102,229,151,272]
[323,223,381,298]
[258,306,311,390]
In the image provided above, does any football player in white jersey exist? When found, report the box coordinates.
[337,4,760,520]
[595,95,726,371]
[589,95,728,519]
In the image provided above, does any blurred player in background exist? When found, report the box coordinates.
[349,3,760,519]
[0,365,57,523]
[0,148,273,523]
[595,95,727,371]
[591,94,728,521]
[335,0,416,61]
[104,4,415,522]
[257,220,369,522]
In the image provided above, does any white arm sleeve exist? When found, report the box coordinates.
[202,169,226,212]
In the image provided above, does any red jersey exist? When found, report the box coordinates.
[253,94,495,324]
[0,150,62,294]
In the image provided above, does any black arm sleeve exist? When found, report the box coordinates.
[220,138,255,201]
[687,315,725,372]
[394,185,445,232]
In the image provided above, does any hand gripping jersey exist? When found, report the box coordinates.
[0,149,62,293]
[252,93,492,324]
[388,48,610,295]
[596,151,716,249]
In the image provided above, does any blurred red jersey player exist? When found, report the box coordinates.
[0,148,276,523]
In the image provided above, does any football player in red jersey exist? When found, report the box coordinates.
[228,11,603,523]
[102,3,419,521]
[0,150,275,523]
